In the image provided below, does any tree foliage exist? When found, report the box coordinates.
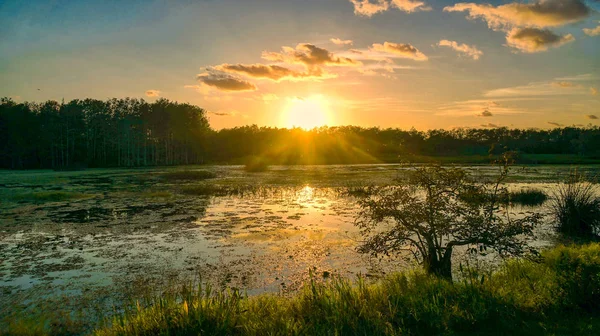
[354,155,542,279]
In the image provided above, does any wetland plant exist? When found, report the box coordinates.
[506,189,548,206]
[551,172,600,237]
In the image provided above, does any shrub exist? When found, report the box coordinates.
[507,189,548,206]
[551,172,600,237]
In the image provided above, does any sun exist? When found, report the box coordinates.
[282,95,331,129]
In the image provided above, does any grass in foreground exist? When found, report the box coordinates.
[93,244,600,336]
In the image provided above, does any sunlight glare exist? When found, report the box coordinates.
[282,95,331,130]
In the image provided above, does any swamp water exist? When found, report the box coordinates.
[0,164,597,331]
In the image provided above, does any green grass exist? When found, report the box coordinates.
[160,170,217,181]
[91,244,600,336]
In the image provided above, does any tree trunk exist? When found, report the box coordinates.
[424,246,453,280]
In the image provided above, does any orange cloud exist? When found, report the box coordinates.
[214,63,335,82]
[437,40,483,60]
[262,43,362,68]
[331,38,354,46]
[371,42,428,61]
[349,0,430,17]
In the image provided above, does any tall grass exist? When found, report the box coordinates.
[93,244,600,336]
[551,172,600,237]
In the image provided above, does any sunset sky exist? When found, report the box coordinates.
[1,0,599,130]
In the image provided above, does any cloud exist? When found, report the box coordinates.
[547,121,563,127]
[210,110,239,117]
[349,0,430,17]
[592,87,599,96]
[437,99,522,116]
[505,27,574,53]
[196,72,257,92]
[391,0,431,12]
[555,73,598,82]
[587,115,599,120]
[552,81,576,88]
[437,40,483,60]
[331,38,354,46]
[213,63,334,82]
[145,90,160,97]
[371,42,428,61]
[349,0,389,17]
[583,22,600,36]
[485,79,592,98]
[262,43,362,68]
[261,93,279,102]
[444,0,591,30]
[481,123,500,128]
[478,109,493,117]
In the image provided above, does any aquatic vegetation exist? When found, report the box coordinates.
[93,244,600,336]
[551,172,600,237]
[507,189,548,206]
[161,170,217,181]
[9,191,92,203]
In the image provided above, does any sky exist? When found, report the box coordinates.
[1,0,599,130]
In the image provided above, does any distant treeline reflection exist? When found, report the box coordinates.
[2,97,600,169]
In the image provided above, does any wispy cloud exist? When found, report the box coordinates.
[587,115,599,120]
[194,72,257,92]
[437,40,483,60]
[371,42,428,61]
[331,38,353,46]
[145,90,160,97]
[583,22,600,36]
[485,79,590,98]
[437,99,522,116]
[213,63,335,82]
[547,121,563,127]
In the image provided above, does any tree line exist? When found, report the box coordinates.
[2,97,600,169]
[0,98,210,169]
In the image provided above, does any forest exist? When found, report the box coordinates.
[2,97,600,169]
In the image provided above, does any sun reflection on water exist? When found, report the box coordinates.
[296,185,314,205]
